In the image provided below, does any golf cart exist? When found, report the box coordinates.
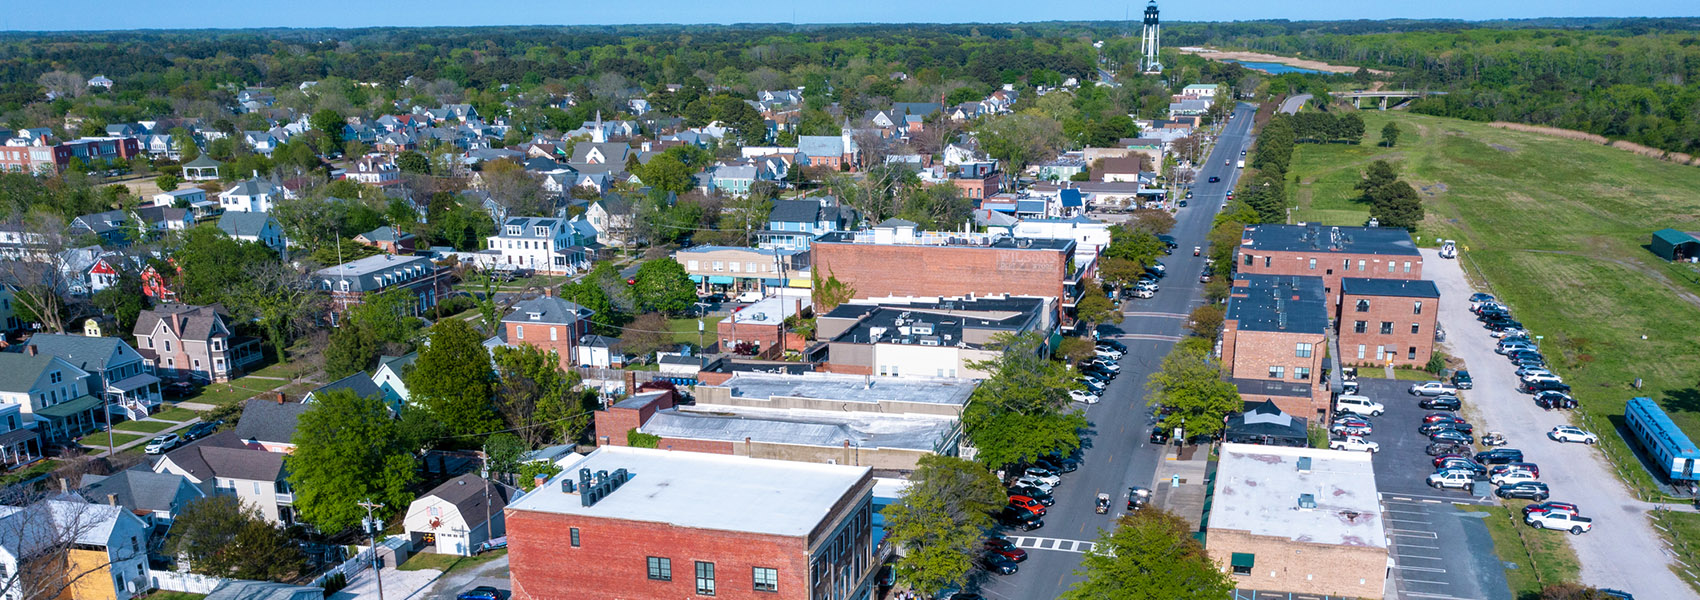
[1482,431,1509,447]
[1095,493,1111,514]
[1127,487,1152,511]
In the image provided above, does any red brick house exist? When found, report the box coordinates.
[1337,278,1440,368]
[1235,224,1423,308]
[505,446,877,600]
[354,226,417,255]
[313,254,449,323]
[1220,275,1330,419]
[500,295,594,371]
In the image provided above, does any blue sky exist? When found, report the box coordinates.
[4,0,1694,31]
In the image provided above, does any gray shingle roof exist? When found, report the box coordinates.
[233,398,312,445]
[217,211,277,238]
[161,431,286,482]
[80,470,203,515]
[1341,277,1440,299]
[23,334,131,373]
[358,226,413,243]
[204,580,323,600]
[306,373,382,402]
[768,199,823,225]
[134,304,230,342]
[0,353,62,393]
[313,254,438,293]
[797,136,844,157]
[502,297,590,326]
[420,473,510,527]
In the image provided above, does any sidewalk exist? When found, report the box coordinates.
[1151,443,1210,530]
[331,546,443,600]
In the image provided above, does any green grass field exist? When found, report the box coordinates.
[1651,509,1700,592]
[1284,109,1700,499]
[79,432,144,449]
[112,419,175,433]
[150,406,200,422]
[667,315,724,347]
[398,548,507,573]
[1477,502,1583,600]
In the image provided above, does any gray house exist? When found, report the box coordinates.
[24,334,160,421]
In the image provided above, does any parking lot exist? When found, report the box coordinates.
[1346,377,1510,600]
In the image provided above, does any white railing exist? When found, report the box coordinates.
[149,569,227,594]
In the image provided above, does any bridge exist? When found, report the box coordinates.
[1328,90,1446,110]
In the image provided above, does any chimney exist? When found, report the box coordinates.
[275,392,285,404]
[107,494,117,506]
[25,345,36,356]
[544,287,553,298]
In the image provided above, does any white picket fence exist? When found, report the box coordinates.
[150,570,228,594]
[311,535,409,588]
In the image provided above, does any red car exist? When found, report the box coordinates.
[1432,453,1474,468]
[1490,463,1541,479]
[1522,501,1580,518]
[1423,413,1466,424]
[1008,496,1047,516]
[984,538,1028,562]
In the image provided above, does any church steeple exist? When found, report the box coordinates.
[592,110,606,143]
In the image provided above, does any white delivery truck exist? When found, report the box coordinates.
[1236,159,1245,168]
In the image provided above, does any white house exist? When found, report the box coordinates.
[403,474,510,556]
[372,352,415,410]
[1013,216,1113,264]
[346,154,400,186]
[0,501,149,600]
[574,335,623,368]
[218,176,279,213]
[486,216,585,275]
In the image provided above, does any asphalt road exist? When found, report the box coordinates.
[1423,248,1692,598]
[973,103,1260,600]
[1279,94,1312,115]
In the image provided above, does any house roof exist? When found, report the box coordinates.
[358,226,413,243]
[313,254,438,293]
[203,580,324,600]
[217,211,277,238]
[1210,443,1385,548]
[503,296,591,326]
[1652,228,1700,246]
[233,398,313,445]
[133,304,229,341]
[1241,224,1420,256]
[797,136,845,157]
[1225,274,1329,334]
[768,199,824,224]
[222,177,276,197]
[307,373,383,402]
[159,431,286,482]
[419,473,510,527]
[80,470,203,515]
[1224,400,1308,441]
[0,500,133,556]
[23,334,133,374]
[183,155,223,169]
[1340,277,1440,299]
[0,353,66,393]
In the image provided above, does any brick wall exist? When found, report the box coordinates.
[594,393,677,446]
[1236,249,1422,307]
[1205,528,1386,598]
[507,509,812,600]
[507,320,585,371]
[811,242,1067,302]
[1337,292,1438,368]
[1222,326,1329,417]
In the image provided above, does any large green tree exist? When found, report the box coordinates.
[492,343,596,447]
[1145,338,1241,439]
[287,389,418,533]
[963,333,1087,467]
[407,319,500,438]
[976,113,1064,173]
[1062,508,1234,600]
[884,455,1005,596]
[164,495,306,582]
[323,320,379,380]
[1369,180,1425,231]
[632,258,696,316]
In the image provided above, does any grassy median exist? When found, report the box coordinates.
[1651,508,1700,593]
[1475,502,1581,599]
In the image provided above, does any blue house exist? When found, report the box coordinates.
[758,197,860,251]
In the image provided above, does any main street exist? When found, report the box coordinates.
[976,102,1259,600]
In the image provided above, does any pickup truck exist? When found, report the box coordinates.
[1526,511,1593,534]
[1409,381,1459,396]
[1328,436,1379,453]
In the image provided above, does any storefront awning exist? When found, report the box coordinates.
[1230,552,1255,568]
[689,275,704,282]
[34,395,103,419]
[762,278,783,286]
[707,275,735,285]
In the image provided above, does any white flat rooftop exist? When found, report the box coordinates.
[508,446,869,537]
[721,372,976,406]
[1209,443,1386,549]
[640,405,958,452]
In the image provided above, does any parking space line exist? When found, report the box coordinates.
[1394,565,1448,573]
[1388,529,1440,539]
[1400,577,1450,585]
[1388,518,1432,525]
[1396,543,1441,550]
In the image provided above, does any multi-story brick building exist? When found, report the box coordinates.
[811,220,1085,317]
[313,254,449,323]
[1220,275,1329,418]
[815,295,1055,379]
[1337,277,1440,368]
[506,446,878,600]
[947,161,1003,200]
[1235,224,1423,308]
[497,295,594,371]
[1207,443,1386,598]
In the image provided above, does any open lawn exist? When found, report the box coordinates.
[667,315,723,347]
[112,419,175,434]
[79,432,144,449]
[398,548,506,573]
[186,379,277,407]
[1476,502,1582,600]
[1285,109,1700,498]
[0,460,56,487]
[150,406,200,422]
[1652,509,1700,592]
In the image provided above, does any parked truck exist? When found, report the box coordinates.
[1236,159,1245,168]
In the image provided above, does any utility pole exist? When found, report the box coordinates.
[358,499,387,600]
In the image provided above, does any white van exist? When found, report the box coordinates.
[1440,239,1457,259]
[1334,395,1385,417]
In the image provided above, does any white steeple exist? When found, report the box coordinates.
[592,110,606,143]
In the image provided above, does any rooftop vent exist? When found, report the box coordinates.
[1296,457,1312,472]
[1298,493,1317,509]
[578,467,632,507]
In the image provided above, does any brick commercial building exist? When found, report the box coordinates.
[1220,275,1329,419]
[1338,278,1440,368]
[811,220,1085,318]
[594,373,973,470]
[1235,224,1423,308]
[1207,443,1387,598]
[718,295,809,359]
[506,446,878,600]
[814,295,1054,379]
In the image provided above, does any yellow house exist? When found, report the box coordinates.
[0,500,149,600]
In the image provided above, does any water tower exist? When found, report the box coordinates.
[1140,1,1163,74]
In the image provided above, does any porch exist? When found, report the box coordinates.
[33,395,104,444]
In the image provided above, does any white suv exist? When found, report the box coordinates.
[1426,471,1474,490]
[1334,395,1385,417]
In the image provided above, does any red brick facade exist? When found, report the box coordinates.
[1235,249,1422,308]
[948,171,1002,200]
[506,319,589,371]
[811,242,1070,303]
[1219,325,1329,418]
[1337,292,1438,368]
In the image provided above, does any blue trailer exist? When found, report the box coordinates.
[1624,397,1700,483]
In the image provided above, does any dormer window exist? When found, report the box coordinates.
[528,312,542,321]
[534,226,548,236]
[506,226,521,236]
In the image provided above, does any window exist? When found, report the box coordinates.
[49,371,61,384]
[695,561,716,596]
[516,325,524,340]
[339,280,350,292]
[1380,322,1393,335]
[712,261,724,271]
[1356,344,1366,359]
[1387,261,1395,273]
[1353,321,1367,334]
[550,327,558,341]
[1294,367,1311,380]
[647,557,671,581]
[1404,261,1413,273]
[687,260,699,270]
[570,528,580,547]
[746,262,758,273]
[1231,552,1255,575]
[1295,343,1313,358]
[1263,256,1271,268]
[1409,346,1418,360]
[1243,254,1253,266]
[163,340,172,352]
[1413,301,1423,315]
[1355,299,1369,312]
[428,506,440,517]
[729,262,740,272]
[1411,323,1421,334]
[1307,258,1316,270]
[1357,259,1366,271]
[753,567,778,592]
[1268,366,1284,379]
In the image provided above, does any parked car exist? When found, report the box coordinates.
[1435,458,1487,475]
[1007,485,1054,506]
[1516,366,1555,378]
[1490,462,1541,479]
[1526,510,1592,535]
[1475,448,1526,465]
[1089,360,1121,373]
[1069,389,1101,404]
[1428,429,1474,444]
[1535,392,1578,410]
[1037,454,1080,473]
[1549,425,1598,444]
[1409,381,1459,396]
[144,433,181,455]
[1149,427,1171,444]
[1423,412,1468,425]
[1432,453,1483,469]
[1008,496,1047,516]
[1334,395,1385,417]
[1522,501,1581,518]
[163,381,202,398]
[181,421,220,441]
[1022,468,1061,486]
[1013,476,1055,493]
[1420,421,1475,435]
[1426,470,1475,490]
[1329,417,1374,436]
[1497,341,1537,355]
[982,554,1020,575]
[997,507,1043,530]
[1449,370,1473,389]
[1208,176,1221,182]
[1419,395,1463,411]
[457,587,501,600]
[1426,442,1473,456]
[1328,436,1380,453]
[1521,380,1572,394]
[1098,340,1128,352]
[1496,481,1551,501]
[1490,328,1529,339]
[1128,287,1155,299]
[1481,431,1510,446]
[985,538,1028,562]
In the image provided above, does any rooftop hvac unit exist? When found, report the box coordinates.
[1296,457,1312,472]
[1298,493,1317,509]
[913,323,934,335]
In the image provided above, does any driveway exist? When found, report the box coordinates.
[1424,248,1691,597]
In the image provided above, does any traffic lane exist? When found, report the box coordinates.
[1357,377,1490,503]
[1422,248,1689,596]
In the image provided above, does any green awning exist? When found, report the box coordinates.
[707,275,735,285]
[1230,552,1255,568]
[34,395,102,419]
[689,275,704,282]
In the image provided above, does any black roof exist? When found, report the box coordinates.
[1340,277,1440,298]
[1226,275,1329,334]
[1241,224,1420,256]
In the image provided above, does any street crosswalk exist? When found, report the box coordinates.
[1005,536,1098,554]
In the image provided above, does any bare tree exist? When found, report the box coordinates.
[480,159,549,223]
[36,71,86,99]
[0,214,76,333]
[590,73,631,104]
[232,260,324,362]
[0,492,148,600]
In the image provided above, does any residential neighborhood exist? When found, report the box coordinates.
[0,6,1695,600]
